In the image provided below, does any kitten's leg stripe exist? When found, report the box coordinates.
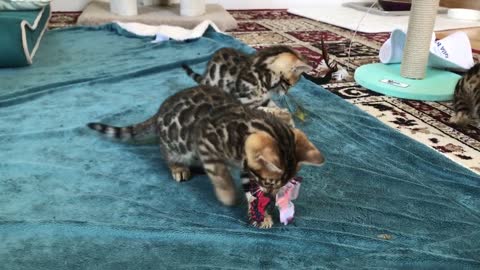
[473,103,480,120]
[197,146,211,156]
[204,168,216,175]
[201,140,218,153]
[202,159,225,164]
[209,64,216,80]
[240,172,249,180]
[241,172,250,191]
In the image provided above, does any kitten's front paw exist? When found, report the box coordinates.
[249,213,274,229]
[258,214,274,229]
[275,110,295,127]
[169,165,191,182]
[260,107,295,127]
[215,187,236,206]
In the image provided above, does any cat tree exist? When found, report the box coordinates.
[354,0,461,101]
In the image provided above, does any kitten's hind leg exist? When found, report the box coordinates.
[169,164,192,182]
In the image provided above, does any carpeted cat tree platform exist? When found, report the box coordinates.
[77,1,237,31]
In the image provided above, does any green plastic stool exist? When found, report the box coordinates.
[354,63,461,101]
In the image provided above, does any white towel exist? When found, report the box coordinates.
[115,20,222,42]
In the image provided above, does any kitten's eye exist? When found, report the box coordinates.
[272,81,282,89]
[281,80,291,90]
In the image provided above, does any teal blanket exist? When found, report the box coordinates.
[1,24,479,269]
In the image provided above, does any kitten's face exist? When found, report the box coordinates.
[249,169,296,195]
[270,75,292,96]
[267,52,312,95]
[246,163,289,194]
[245,129,324,194]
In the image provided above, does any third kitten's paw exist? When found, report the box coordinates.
[449,112,471,127]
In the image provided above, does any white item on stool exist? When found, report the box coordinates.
[379,29,475,72]
[111,0,138,16]
[180,0,205,17]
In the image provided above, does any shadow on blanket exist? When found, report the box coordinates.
[0,24,479,269]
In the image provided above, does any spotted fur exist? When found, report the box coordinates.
[87,85,324,227]
[182,46,312,109]
[450,63,480,126]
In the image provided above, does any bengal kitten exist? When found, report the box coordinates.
[450,63,480,126]
[87,85,324,228]
[181,46,312,109]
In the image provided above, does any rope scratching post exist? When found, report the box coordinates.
[401,0,439,79]
[354,0,461,101]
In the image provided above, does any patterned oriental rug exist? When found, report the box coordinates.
[49,10,480,173]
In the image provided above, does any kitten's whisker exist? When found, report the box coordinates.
[250,188,262,196]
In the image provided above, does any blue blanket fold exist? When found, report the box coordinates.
[0,23,479,269]
[0,5,51,67]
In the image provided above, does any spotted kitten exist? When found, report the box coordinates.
[182,46,312,109]
[87,85,324,228]
[450,63,480,126]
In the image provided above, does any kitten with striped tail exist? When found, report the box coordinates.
[450,63,480,127]
[87,85,325,228]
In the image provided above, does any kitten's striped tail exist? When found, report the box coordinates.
[87,115,157,142]
[181,64,203,84]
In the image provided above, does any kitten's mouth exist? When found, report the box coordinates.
[281,80,291,92]
[260,186,280,195]
[272,80,290,94]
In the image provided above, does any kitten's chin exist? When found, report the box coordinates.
[260,186,280,195]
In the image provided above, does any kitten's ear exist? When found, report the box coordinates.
[294,129,325,166]
[292,61,313,75]
[245,132,282,173]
